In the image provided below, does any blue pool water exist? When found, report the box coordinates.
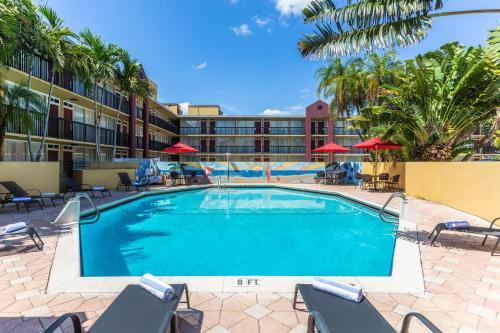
[80,187,397,277]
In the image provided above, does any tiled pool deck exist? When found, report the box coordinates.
[0,184,499,333]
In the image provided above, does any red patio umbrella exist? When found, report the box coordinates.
[161,142,198,154]
[313,142,350,164]
[353,137,401,187]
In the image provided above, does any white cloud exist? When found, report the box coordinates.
[230,24,253,36]
[193,61,207,70]
[288,104,305,112]
[253,16,271,27]
[179,102,190,114]
[228,0,239,4]
[260,109,290,116]
[274,0,311,16]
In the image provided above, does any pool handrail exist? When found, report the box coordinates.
[379,192,407,224]
[76,192,100,224]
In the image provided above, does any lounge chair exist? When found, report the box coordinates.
[63,178,111,199]
[0,181,43,213]
[429,217,500,255]
[0,181,64,207]
[43,284,190,333]
[117,172,148,191]
[293,284,442,333]
[0,223,44,250]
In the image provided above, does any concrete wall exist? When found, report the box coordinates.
[405,162,499,222]
[0,162,60,193]
[363,162,406,190]
[74,169,136,190]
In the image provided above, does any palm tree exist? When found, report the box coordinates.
[0,0,18,67]
[6,0,45,160]
[35,5,77,161]
[354,43,499,161]
[79,29,120,164]
[0,82,43,161]
[111,49,151,159]
[315,57,365,120]
[298,0,500,59]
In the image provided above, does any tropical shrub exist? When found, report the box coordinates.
[352,43,499,161]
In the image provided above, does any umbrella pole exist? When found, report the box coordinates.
[374,148,379,190]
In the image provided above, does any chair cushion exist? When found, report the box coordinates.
[41,192,56,198]
[12,197,32,202]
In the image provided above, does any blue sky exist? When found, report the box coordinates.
[44,0,499,115]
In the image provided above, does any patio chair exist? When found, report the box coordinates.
[293,284,442,333]
[116,172,148,192]
[0,223,44,250]
[314,171,326,185]
[385,175,401,191]
[360,174,375,190]
[429,217,500,255]
[377,173,390,190]
[336,171,348,185]
[63,178,111,199]
[42,284,190,333]
[170,171,184,186]
[353,172,363,188]
[0,182,44,213]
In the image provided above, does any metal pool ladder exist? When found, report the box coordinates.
[76,192,100,224]
[379,192,407,223]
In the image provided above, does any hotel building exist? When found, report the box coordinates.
[1,53,378,173]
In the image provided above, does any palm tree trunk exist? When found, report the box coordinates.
[92,80,101,165]
[0,118,5,161]
[25,54,34,161]
[35,67,56,161]
[111,94,123,161]
[97,82,107,168]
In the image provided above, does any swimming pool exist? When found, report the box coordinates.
[80,187,398,277]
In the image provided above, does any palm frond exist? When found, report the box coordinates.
[303,0,442,25]
[298,16,432,59]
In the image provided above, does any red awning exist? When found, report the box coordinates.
[353,137,401,150]
[313,142,350,153]
[161,142,198,154]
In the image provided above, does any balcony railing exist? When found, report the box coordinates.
[334,127,358,135]
[149,140,170,152]
[6,112,124,146]
[9,51,130,115]
[149,115,179,134]
[191,146,306,154]
[136,137,144,149]
[180,127,306,136]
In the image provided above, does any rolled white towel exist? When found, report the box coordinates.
[139,273,175,302]
[0,222,28,234]
[313,277,363,303]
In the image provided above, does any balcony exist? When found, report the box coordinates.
[6,112,123,147]
[116,132,129,147]
[193,146,306,154]
[149,115,179,134]
[8,51,130,114]
[136,137,144,149]
[180,127,306,136]
[334,127,359,135]
[149,140,170,152]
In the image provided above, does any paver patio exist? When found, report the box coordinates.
[0,184,499,333]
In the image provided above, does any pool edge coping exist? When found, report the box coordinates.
[47,184,424,294]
